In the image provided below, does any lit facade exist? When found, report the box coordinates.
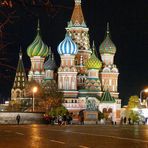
[11,48,27,100]
[27,21,49,84]
[11,0,121,122]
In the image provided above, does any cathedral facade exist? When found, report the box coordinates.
[11,0,121,122]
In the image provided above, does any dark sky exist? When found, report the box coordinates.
[0,0,148,105]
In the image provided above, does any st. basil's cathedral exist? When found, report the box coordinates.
[11,0,121,122]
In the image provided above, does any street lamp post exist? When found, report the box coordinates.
[140,88,148,104]
[32,86,37,112]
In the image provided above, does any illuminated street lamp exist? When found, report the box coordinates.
[140,88,148,103]
[32,86,37,112]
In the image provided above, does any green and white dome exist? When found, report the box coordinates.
[99,23,116,54]
[27,21,48,57]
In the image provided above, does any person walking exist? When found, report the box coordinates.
[58,115,62,126]
[128,117,131,125]
[62,114,67,126]
[79,110,84,125]
[80,116,84,125]
[123,117,127,125]
[16,114,21,125]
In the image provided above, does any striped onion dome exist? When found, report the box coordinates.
[27,21,49,57]
[57,33,78,55]
[85,42,102,69]
[99,23,116,54]
[44,48,57,70]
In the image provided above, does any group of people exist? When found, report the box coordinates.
[44,113,73,126]
[121,116,148,125]
[57,114,73,126]
[120,117,134,125]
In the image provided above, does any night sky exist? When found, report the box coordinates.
[0,0,148,106]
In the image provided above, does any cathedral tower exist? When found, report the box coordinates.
[11,48,27,100]
[42,47,57,102]
[57,33,78,98]
[27,20,48,83]
[43,47,57,81]
[99,23,119,98]
[66,0,91,89]
[85,42,102,91]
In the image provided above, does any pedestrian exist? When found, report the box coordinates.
[79,110,84,125]
[111,120,114,125]
[16,114,21,125]
[62,114,67,126]
[123,117,127,124]
[58,115,62,126]
[80,116,84,125]
[128,117,131,125]
[51,116,55,125]
[69,113,73,125]
[120,117,123,125]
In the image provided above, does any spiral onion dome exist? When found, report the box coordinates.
[99,23,116,54]
[85,44,102,69]
[57,34,78,55]
[27,21,48,57]
[44,55,57,70]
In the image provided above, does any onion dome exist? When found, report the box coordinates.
[44,48,57,70]
[85,42,102,69]
[99,22,116,54]
[27,20,49,57]
[57,33,78,55]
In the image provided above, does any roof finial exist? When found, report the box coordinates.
[107,22,110,34]
[19,46,22,60]
[52,53,54,60]
[48,46,52,57]
[65,32,69,37]
[37,19,40,32]
[92,41,98,56]
[92,41,95,52]
[75,0,81,5]
[92,41,96,55]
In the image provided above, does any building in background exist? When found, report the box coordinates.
[11,48,27,100]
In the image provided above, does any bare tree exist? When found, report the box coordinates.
[0,0,72,93]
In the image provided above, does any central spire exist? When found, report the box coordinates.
[75,0,81,5]
[71,0,84,25]
[107,22,110,34]
[19,47,22,60]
